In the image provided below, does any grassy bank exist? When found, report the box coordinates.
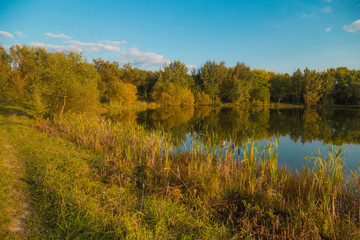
[1,104,360,239]
[0,106,225,239]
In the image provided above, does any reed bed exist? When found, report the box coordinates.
[38,113,360,239]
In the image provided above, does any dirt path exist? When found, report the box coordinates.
[1,141,31,238]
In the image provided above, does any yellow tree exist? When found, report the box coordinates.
[109,80,137,105]
[251,69,272,105]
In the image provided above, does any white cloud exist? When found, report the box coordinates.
[343,19,360,32]
[88,47,102,53]
[302,14,315,18]
[118,48,169,67]
[0,31,13,38]
[45,32,72,39]
[65,40,95,47]
[321,6,332,13]
[99,40,127,45]
[97,43,120,52]
[325,27,332,32]
[65,40,121,52]
[186,65,201,71]
[30,39,126,54]
[15,31,26,38]
[29,42,83,52]
[30,42,46,48]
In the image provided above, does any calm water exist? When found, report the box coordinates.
[110,107,360,171]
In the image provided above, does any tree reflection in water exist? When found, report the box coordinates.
[107,106,360,169]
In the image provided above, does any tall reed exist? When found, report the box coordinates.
[37,113,360,239]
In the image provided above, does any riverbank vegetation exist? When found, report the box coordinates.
[0,105,360,239]
[1,44,359,119]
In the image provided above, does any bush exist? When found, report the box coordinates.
[109,80,137,105]
[151,82,194,106]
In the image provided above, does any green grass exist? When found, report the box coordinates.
[0,133,14,239]
[0,105,226,239]
[1,104,360,239]
[0,105,33,239]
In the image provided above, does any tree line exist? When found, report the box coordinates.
[0,44,359,117]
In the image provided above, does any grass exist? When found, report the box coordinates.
[1,104,360,239]
[0,132,14,239]
[0,106,226,239]
[0,106,33,239]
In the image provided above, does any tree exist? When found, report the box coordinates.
[303,68,322,107]
[151,82,194,106]
[251,69,272,104]
[291,69,305,104]
[8,45,39,103]
[37,51,100,116]
[269,73,292,103]
[109,80,137,105]
[347,70,360,105]
[320,69,335,105]
[199,61,226,101]
[93,58,122,102]
[158,61,194,89]
[222,62,252,104]
[0,45,11,100]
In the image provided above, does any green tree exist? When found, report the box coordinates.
[269,73,292,103]
[38,51,100,116]
[199,61,227,101]
[8,45,39,103]
[0,45,11,100]
[158,61,194,89]
[251,69,272,104]
[333,67,353,104]
[291,69,305,104]
[347,70,360,105]
[303,68,322,107]
[320,69,335,105]
[93,58,122,102]
[222,62,252,104]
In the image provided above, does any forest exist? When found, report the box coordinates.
[1,44,359,118]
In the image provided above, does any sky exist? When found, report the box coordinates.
[0,0,359,73]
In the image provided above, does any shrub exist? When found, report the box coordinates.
[109,80,137,105]
[151,82,194,106]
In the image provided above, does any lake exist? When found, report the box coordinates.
[108,106,360,171]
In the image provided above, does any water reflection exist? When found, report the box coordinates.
[109,106,360,170]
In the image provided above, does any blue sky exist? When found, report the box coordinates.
[0,0,359,73]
